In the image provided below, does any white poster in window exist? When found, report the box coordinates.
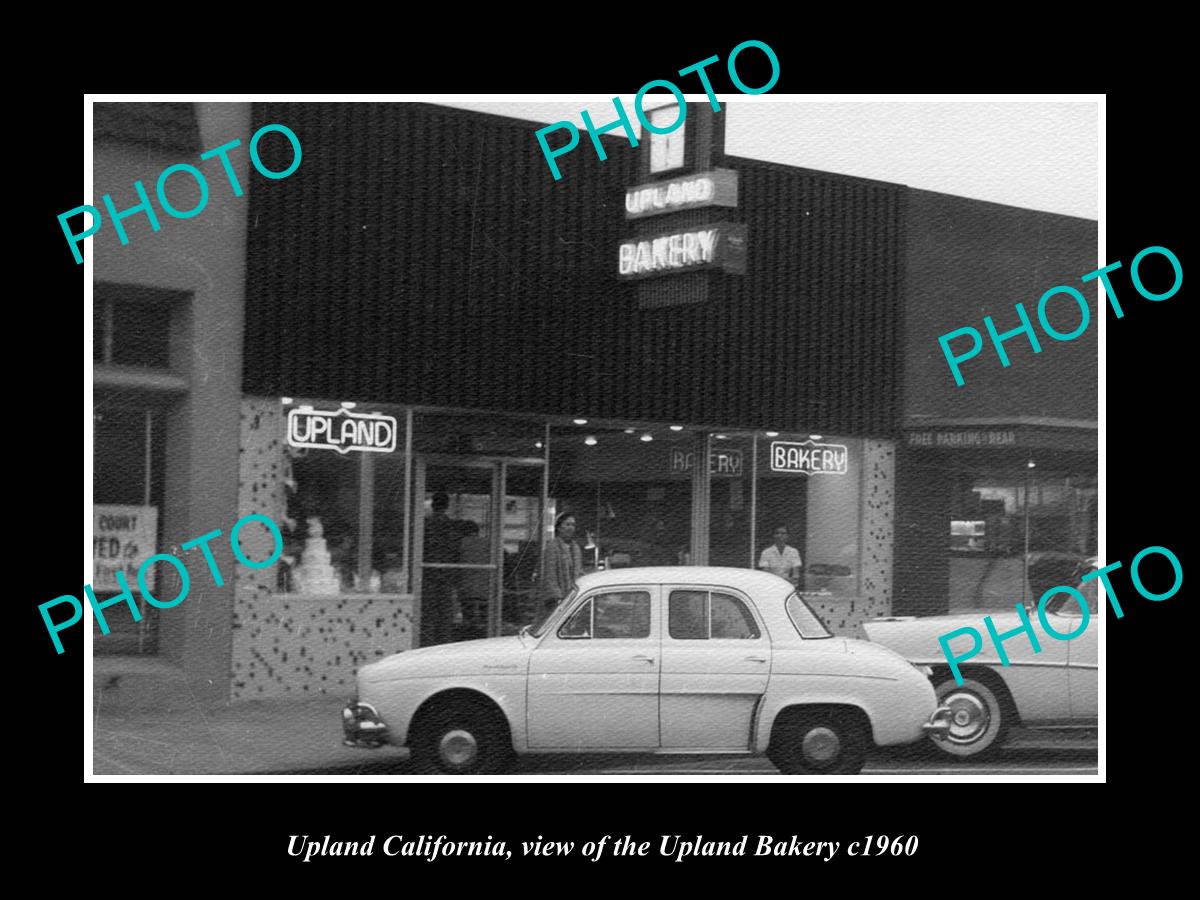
[94,505,158,592]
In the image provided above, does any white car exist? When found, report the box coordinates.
[343,567,950,774]
[862,565,1098,758]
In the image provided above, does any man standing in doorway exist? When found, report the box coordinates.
[759,525,802,587]
[422,492,459,646]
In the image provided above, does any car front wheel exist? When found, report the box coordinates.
[932,676,1006,758]
[769,710,867,775]
[410,703,512,775]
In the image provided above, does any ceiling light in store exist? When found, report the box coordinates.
[624,428,636,434]
[640,433,653,442]
[810,434,824,441]
[584,435,598,446]
[765,431,779,437]
[281,397,293,405]
[669,425,683,432]
[298,405,314,411]
[573,418,588,425]
[1027,460,1036,469]
[341,401,357,409]
[534,441,543,450]
[715,434,728,440]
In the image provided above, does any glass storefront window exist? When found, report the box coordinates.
[279,400,408,596]
[547,424,697,574]
[946,459,1097,612]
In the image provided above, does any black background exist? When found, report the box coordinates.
[27,28,1187,885]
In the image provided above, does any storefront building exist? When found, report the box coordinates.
[90,101,1096,707]
[895,190,1098,616]
[230,101,905,700]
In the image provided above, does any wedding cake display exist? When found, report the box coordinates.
[293,517,341,596]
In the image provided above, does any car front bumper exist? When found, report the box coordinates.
[342,700,390,748]
[922,706,953,740]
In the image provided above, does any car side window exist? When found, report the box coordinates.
[558,592,651,640]
[559,598,592,639]
[669,590,760,640]
[669,591,708,640]
[711,592,760,639]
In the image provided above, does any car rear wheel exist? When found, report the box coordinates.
[410,702,512,775]
[932,676,1005,758]
[769,710,867,775]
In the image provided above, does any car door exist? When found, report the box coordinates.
[526,587,660,749]
[659,586,770,750]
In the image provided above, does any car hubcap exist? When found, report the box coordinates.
[439,729,478,767]
[943,692,989,744]
[802,727,841,763]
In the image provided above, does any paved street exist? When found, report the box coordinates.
[92,686,1096,776]
[293,733,1097,776]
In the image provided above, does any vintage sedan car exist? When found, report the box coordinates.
[862,566,1098,758]
[343,567,951,775]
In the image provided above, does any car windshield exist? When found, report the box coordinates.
[785,592,833,639]
[528,587,579,638]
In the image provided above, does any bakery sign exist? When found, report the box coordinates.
[625,169,739,219]
[770,440,849,476]
[670,448,744,476]
[618,222,747,280]
[288,407,398,454]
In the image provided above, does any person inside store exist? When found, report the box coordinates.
[539,512,583,617]
[759,525,802,587]
[421,491,459,646]
[457,520,491,638]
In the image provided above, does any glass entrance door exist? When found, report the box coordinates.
[412,457,546,647]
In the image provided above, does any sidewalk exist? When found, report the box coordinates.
[92,692,409,775]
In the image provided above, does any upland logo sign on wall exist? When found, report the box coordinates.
[288,407,398,454]
[625,169,739,219]
[770,440,849,476]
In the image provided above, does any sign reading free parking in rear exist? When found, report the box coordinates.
[769,440,849,476]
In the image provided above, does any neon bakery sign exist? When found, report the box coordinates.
[287,407,398,454]
[617,221,747,280]
[770,440,849,476]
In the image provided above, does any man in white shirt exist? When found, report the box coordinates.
[758,526,802,586]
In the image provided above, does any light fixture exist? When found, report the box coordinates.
[573,418,588,425]
[715,434,728,440]
[534,441,543,450]
[640,433,653,442]
[810,434,824,441]
[341,401,357,409]
[298,405,314,411]
[765,431,779,437]
[623,427,635,434]
[584,435,597,446]
[669,425,683,432]
[1027,460,1036,469]
[281,397,294,405]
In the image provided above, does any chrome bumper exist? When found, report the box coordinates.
[922,706,953,741]
[342,701,390,748]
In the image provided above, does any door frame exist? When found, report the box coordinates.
[412,453,545,645]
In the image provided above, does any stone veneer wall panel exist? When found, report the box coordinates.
[232,397,413,700]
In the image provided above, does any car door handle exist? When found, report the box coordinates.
[632,654,656,664]
[745,656,767,663]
